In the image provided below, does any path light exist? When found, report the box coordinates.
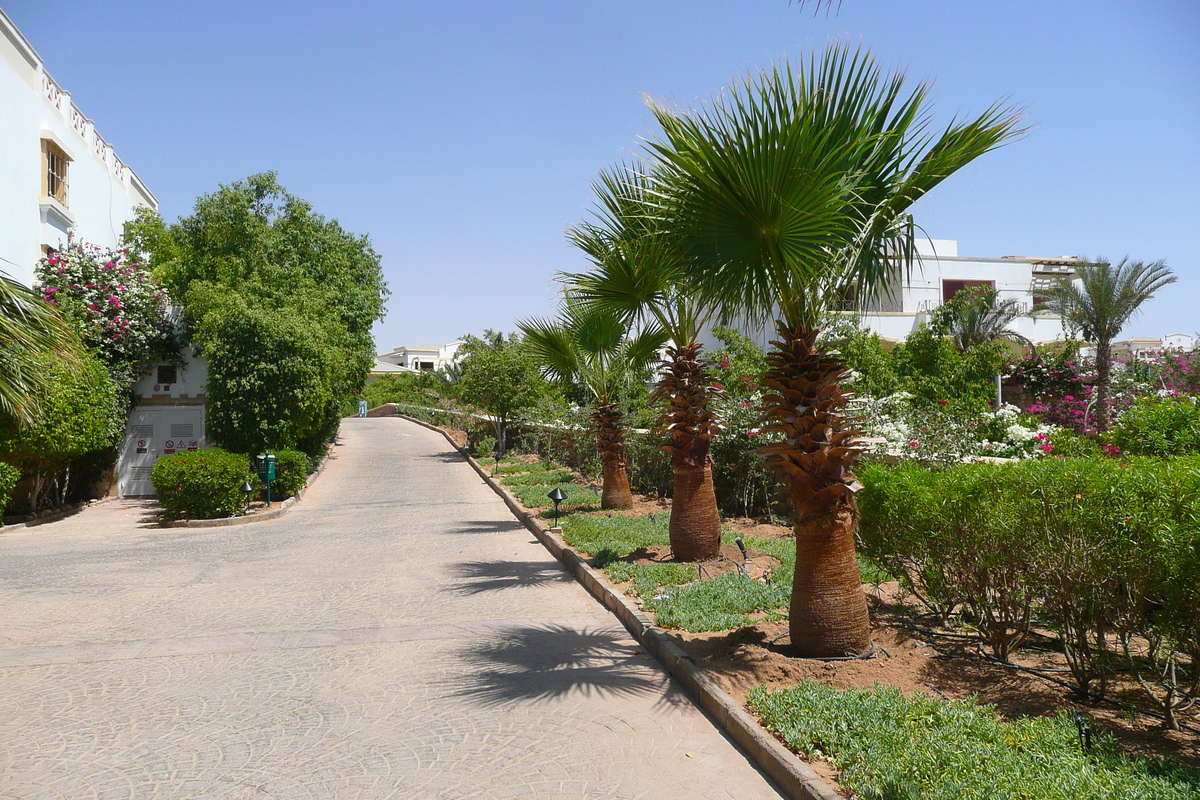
[241,480,255,495]
[735,536,748,561]
[492,442,504,476]
[547,486,567,527]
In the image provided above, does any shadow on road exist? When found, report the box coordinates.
[449,520,525,536]
[451,624,686,707]
[450,559,574,594]
[418,450,467,464]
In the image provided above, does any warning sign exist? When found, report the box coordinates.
[164,439,176,455]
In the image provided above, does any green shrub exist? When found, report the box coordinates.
[750,682,1200,800]
[0,462,20,514]
[265,449,308,500]
[858,457,1200,699]
[1111,395,1200,456]
[152,449,253,520]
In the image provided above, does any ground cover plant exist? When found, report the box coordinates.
[750,682,1200,800]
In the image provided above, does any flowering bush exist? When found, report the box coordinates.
[1110,394,1200,457]
[857,394,1058,462]
[35,241,173,390]
[151,449,253,520]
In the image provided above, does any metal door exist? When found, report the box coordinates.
[117,407,206,497]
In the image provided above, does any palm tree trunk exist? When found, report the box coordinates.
[758,324,871,657]
[653,343,723,561]
[1095,341,1112,433]
[593,402,633,509]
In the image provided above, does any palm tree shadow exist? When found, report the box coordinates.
[451,624,687,708]
[450,520,525,536]
[449,560,575,595]
[418,450,467,464]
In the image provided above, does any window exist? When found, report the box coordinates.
[942,279,994,303]
[157,365,177,385]
[42,140,70,206]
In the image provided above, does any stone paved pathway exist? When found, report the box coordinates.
[0,418,783,799]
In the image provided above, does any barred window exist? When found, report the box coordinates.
[42,140,70,206]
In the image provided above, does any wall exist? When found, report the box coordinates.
[0,10,156,286]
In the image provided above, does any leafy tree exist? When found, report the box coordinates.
[455,330,550,453]
[1047,258,1176,432]
[199,301,335,455]
[891,324,1007,409]
[819,316,901,400]
[519,298,667,510]
[643,44,1024,656]
[0,349,122,509]
[126,173,389,456]
[362,371,450,409]
[568,167,724,561]
[0,271,80,425]
[35,241,173,392]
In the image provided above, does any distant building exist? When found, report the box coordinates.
[0,9,156,286]
[699,238,1080,349]
[377,341,464,372]
[366,358,419,384]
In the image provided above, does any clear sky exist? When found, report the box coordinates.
[8,1,1198,350]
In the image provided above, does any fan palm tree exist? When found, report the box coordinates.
[567,166,723,561]
[1047,258,1175,432]
[518,298,667,510]
[643,44,1025,656]
[0,271,80,425]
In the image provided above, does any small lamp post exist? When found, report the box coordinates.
[547,486,567,527]
[492,442,504,476]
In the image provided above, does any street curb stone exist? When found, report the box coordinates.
[395,412,842,800]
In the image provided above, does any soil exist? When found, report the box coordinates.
[426,418,1200,788]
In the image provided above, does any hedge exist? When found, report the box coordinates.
[152,449,253,520]
[0,462,20,514]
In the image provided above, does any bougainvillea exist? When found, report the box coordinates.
[34,241,173,391]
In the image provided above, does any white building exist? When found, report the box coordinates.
[699,238,1078,350]
[0,9,157,286]
[377,341,464,372]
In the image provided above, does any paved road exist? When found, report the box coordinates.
[0,418,782,799]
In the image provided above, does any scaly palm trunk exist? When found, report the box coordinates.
[1095,341,1112,433]
[592,402,634,509]
[758,324,872,657]
[652,343,723,562]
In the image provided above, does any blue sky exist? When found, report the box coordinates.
[9,1,1198,349]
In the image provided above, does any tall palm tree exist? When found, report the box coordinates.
[0,271,80,425]
[643,44,1025,656]
[1047,258,1175,432]
[518,298,667,510]
[568,166,724,561]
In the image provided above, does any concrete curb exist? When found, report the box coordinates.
[166,439,337,529]
[395,412,842,800]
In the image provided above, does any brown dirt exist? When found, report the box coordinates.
[614,543,782,581]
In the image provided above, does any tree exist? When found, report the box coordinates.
[35,241,173,392]
[930,286,1027,352]
[519,299,667,510]
[126,173,389,456]
[568,166,724,561]
[0,348,123,509]
[0,271,80,425]
[644,44,1024,656]
[455,330,550,453]
[1047,257,1176,432]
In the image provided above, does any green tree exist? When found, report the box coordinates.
[455,330,550,453]
[519,298,667,510]
[568,166,724,561]
[0,349,122,509]
[126,173,389,456]
[0,272,80,425]
[1047,257,1176,432]
[930,286,1028,352]
[644,44,1024,656]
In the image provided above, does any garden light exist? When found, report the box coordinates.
[547,486,567,526]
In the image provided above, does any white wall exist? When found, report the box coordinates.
[0,10,156,287]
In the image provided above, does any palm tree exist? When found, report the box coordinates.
[567,166,723,561]
[643,44,1025,656]
[0,271,80,425]
[1047,258,1175,432]
[932,286,1028,352]
[518,298,667,510]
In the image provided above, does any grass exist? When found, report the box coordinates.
[508,482,599,511]
[498,468,575,486]
[749,682,1200,800]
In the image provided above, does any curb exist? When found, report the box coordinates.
[394,412,841,800]
[166,438,337,529]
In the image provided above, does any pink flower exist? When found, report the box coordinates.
[1041,444,1054,453]
[1035,432,1049,441]
[938,399,948,405]
[908,440,920,449]
[742,400,752,407]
